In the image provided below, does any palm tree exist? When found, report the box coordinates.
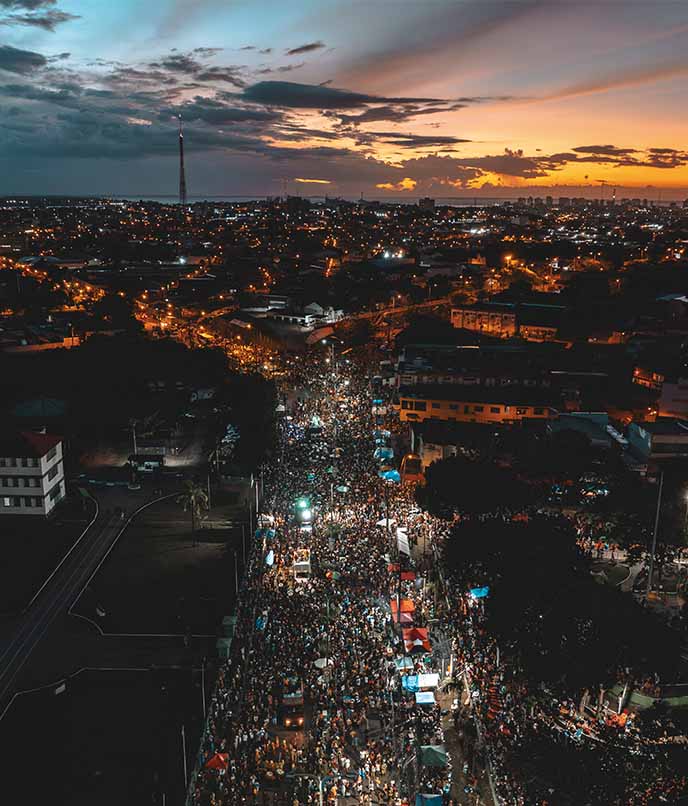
[176,480,208,546]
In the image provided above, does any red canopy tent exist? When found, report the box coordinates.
[402,627,431,653]
[205,752,229,771]
[387,564,416,581]
[391,598,415,624]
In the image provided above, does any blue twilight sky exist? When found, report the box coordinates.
[1,0,688,197]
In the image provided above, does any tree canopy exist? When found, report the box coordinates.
[415,455,537,517]
[443,518,679,692]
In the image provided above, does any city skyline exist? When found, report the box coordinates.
[1,0,688,197]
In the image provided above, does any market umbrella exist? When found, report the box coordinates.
[314,657,334,669]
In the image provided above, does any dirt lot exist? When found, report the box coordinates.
[0,494,96,614]
[0,668,199,806]
[74,495,245,635]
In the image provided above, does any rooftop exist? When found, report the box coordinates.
[0,430,61,458]
[632,418,688,437]
[398,383,557,407]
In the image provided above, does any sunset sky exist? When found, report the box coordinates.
[1,0,687,198]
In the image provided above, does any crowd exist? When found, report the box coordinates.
[189,353,454,805]
[187,346,688,806]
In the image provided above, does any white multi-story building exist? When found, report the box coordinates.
[0,432,65,516]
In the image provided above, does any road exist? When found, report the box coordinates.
[0,504,126,706]
[340,294,451,322]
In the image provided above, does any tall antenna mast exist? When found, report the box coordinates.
[178,114,187,207]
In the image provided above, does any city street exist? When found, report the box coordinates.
[0,488,182,712]
[188,350,463,804]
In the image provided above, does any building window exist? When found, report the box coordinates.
[46,447,57,462]
[474,406,484,413]
[431,402,440,409]
[490,407,500,413]
[534,407,545,415]
[2,497,11,507]
[401,400,411,410]
[28,458,39,468]
[23,497,34,507]
[464,405,470,413]
[516,407,527,415]
[49,483,62,501]
[413,401,427,412]
[449,404,459,411]
[47,464,59,481]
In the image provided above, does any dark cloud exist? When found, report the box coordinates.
[331,103,462,126]
[0,80,80,105]
[193,47,223,57]
[367,131,471,148]
[0,111,272,160]
[151,53,203,73]
[260,48,273,55]
[273,123,341,141]
[286,41,325,56]
[258,62,306,75]
[163,96,281,126]
[108,66,180,86]
[241,80,438,109]
[637,150,688,169]
[194,66,246,87]
[0,0,56,7]
[137,51,248,88]
[0,8,78,29]
[452,148,549,179]
[0,44,46,74]
[47,51,70,61]
[572,144,638,156]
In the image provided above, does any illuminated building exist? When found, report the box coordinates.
[0,431,65,516]
[396,384,555,424]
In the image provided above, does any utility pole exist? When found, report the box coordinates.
[646,470,664,600]
[201,657,206,718]
[181,724,188,788]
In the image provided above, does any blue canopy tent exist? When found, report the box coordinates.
[416,795,442,806]
[379,469,401,483]
[374,446,394,461]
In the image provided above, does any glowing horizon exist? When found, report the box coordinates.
[0,1,687,197]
